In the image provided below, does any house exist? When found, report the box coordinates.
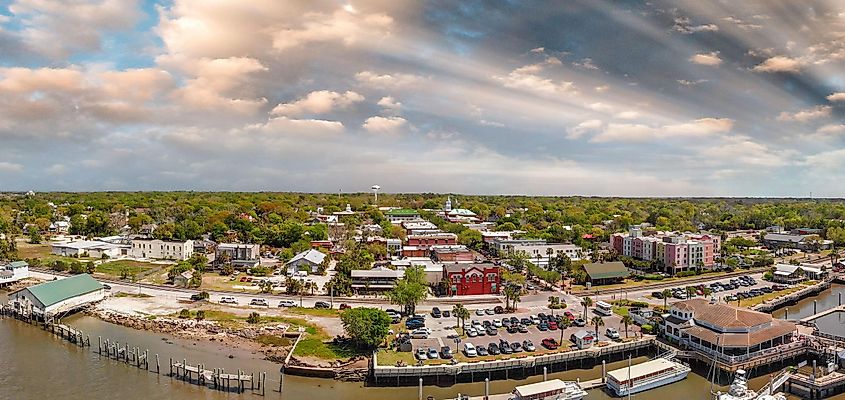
[8,274,104,320]
[173,270,194,287]
[0,261,29,286]
[570,330,595,349]
[350,267,404,292]
[385,208,420,223]
[51,240,129,258]
[443,263,500,296]
[431,245,474,263]
[583,261,629,285]
[216,243,261,269]
[286,249,326,275]
[130,239,194,260]
[48,220,70,234]
[663,299,796,363]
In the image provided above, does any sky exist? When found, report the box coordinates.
[1,0,845,196]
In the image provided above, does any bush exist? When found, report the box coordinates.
[640,324,654,334]
[611,300,649,308]
[763,271,773,281]
[642,274,664,281]
[676,270,697,278]
[250,266,271,277]
[195,310,206,321]
[247,312,261,324]
[178,309,191,319]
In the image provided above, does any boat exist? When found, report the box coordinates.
[715,370,787,400]
[605,358,691,397]
[511,379,588,400]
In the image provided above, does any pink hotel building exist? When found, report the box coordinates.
[611,226,720,275]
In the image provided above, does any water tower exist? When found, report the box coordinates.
[371,185,381,205]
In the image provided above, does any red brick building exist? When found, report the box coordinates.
[444,263,500,296]
[432,245,474,262]
[407,233,457,247]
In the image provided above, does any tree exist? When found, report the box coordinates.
[178,309,191,319]
[581,296,593,319]
[548,296,560,316]
[305,280,318,295]
[259,281,274,294]
[621,315,633,338]
[195,310,206,321]
[28,229,41,244]
[85,261,95,274]
[247,312,261,324]
[340,308,392,349]
[661,289,672,310]
[385,266,428,315]
[503,285,522,311]
[286,277,303,295]
[558,314,572,343]
[591,315,605,337]
[452,303,470,331]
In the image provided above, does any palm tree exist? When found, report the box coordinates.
[581,296,593,319]
[510,287,522,311]
[548,296,558,316]
[558,314,571,344]
[620,315,633,338]
[591,315,605,337]
[452,304,469,331]
[661,289,672,310]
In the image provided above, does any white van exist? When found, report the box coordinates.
[463,342,477,357]
[220,296,238,304]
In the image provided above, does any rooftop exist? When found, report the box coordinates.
[23,274,103,308]
[606,358,679,382]
[583,261,629,280]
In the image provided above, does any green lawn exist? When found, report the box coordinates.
[377,350,416,366]
[737,286,804,308]
[612,306,629,317]
[288,306,341,318]
[96,260,160,278]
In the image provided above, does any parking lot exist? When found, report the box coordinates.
[644,273,799,306]
[403,305,637,363]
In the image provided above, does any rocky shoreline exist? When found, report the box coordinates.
[88,308,295,363]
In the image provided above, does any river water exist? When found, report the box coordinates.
[3,287,844,400]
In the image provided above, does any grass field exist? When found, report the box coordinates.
[96,260,159,277]
[737,286,804,308]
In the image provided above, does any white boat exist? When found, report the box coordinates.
[715,370,786,400]
[606,358,691,397]
[512,379,588,400]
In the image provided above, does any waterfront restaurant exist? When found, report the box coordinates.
[663,299,796,361]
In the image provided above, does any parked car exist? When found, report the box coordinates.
[523,340,536,352]
[314,301,331,309]
[518,324,529,333]
[220,296,238,304]
[486,326,498,336]
[442,310,451,318]
[487,343,500,355]
[542,338,559,350]
[510,341,522,352]
[506,325,519,334]
[466,327,478,337]
[548,321,558,330]
[494,306,505,314]
[440,346,453,359]
[573,318,586,327]
[485,309,495,315]
[431,307,442,318]
[415,348,428,360]
[463,343,477,357]
[537,323,549,331]
[339,303,352,310]
[411,329,430,339]
[606,328,620,340]
[492,319,502,327]
[476,346,488,356]
[651,291,664,299]
[427,347,439,359]
[278,300,296,307]
[475,309,485,316]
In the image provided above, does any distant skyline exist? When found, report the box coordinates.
[1,1,845,196]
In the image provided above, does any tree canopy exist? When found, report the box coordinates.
[340,307,392,348]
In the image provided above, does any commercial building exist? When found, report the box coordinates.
[8,274,105,319]
[762,233,832,252]
[404,233,458,257]
[611,226,721,274]
[51,240,129,259]
[130,239,194,261]
[583,261,629,286]
[444,263,500,296]
[663,299,796,362]
[215,243,260,269]
[507,243,585,268]
[431,245,475,263]
[402,220,442,236]
[490,238,547,255]
[772,263,828,284]
[350,267,404,292]
[385,208,420,223]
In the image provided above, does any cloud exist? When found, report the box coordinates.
[272,8,394,51]
[355,71,423,89]
[815,124,845,135]
[0,162,23,172]
[497,58,575,96]
[591,118,734,143]
[362,116,407,134]
[752,56,805,73]
[614,111,641,120]
[8,0,142,59]
[827,92,845,102]
[677,79,708,86]
[673,17,719,34]
[272,90,364,117]
[377,96,402,112]
[689,51,722,66]
[720,16,762,31]
[46,164,67,175]
[566,119,603,140]
[776,106,831,122]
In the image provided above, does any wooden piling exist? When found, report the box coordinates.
[156,354,160,374]
[262,372,266,396]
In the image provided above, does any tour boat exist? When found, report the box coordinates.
[511,379,588,400]
[606,358,691,397]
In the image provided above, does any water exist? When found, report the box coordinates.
[771,284,845,320]
[2,287,837,400]
[814,311,845,337]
